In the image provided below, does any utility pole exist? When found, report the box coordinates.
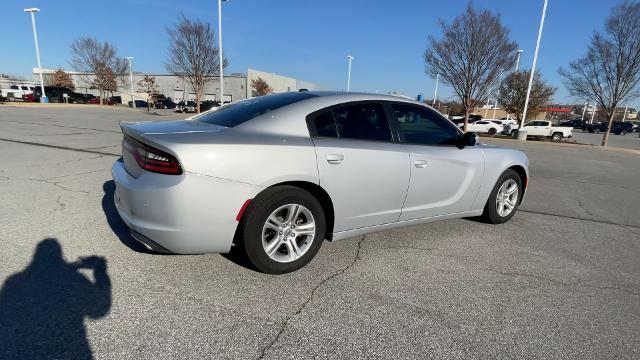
[125,57,135,108]
[217,0,228,105]
[492,68,504,119]
[519,0,548,140]
[581,101,588,120]
[590,103,597,124]
[346,55,354,92]
[622,106,628,122]
[432,72,439,107]
[24,8,46,103]
[515,49,524,72]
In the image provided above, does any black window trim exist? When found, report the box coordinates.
[305,100,399,143]
[385,101,463,147]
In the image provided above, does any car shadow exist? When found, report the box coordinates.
[219,224,260,272]
[102,180,151,253]
[0,238,112,359]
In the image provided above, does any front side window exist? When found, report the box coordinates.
[391,104,460,145]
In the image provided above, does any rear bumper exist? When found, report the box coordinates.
[112,159,263,254]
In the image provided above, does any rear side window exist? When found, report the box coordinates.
[391,104,460,145]
[195,92,317,127]
[311,103,392,142]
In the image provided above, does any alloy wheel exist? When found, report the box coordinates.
[261,203,316,263]
[495,179,519,217]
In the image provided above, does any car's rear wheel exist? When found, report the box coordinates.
[551,132,562,141]
[488,128,497,135]
[482,169,522,224]
[240,186,326,274]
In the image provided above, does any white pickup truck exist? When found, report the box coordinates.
[517,120,573,141]
[0,84,35,101]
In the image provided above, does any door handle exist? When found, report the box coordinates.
[414,159,428,168]
[326,154,344,164]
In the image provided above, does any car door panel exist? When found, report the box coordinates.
[313,138,410,232]
[399,146,484,221]
[388,102,485,221]
[307,102,411,232]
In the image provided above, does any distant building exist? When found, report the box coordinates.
[32,67,325,103]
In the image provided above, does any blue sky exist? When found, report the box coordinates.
[0,0,621,103]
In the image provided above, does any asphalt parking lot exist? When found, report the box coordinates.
[1,105,639,359]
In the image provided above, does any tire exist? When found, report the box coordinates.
[551,132,562,142]
[239,185,326,274]
[621,130,627,136]
[482,169,523,224]
[8,96,15,102]
[488,128,497,135]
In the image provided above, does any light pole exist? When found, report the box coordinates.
[518,0,548,140]
[622,106,628,122]
[346,55,354,92]
[24,8,46,103]
[514,49,523,72]
[590,103,597,124]
[217,0,228,105]
[492,68,504,119]
[125,57,135,108]
[432,72,439,107]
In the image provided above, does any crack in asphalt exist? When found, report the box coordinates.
[0,119,121,133]
[576,199,598,219]
[0,138,120,156]
[479,267,640,297]
[520,209,640,230]
[256,235,367,360]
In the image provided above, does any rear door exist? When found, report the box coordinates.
[308,102,410,232]
[388,103,484,220]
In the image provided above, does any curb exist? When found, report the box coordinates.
[481,135,640,156]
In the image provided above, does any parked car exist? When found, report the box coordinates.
[112,92,529,273]
[175,100,197,113]
[459,120,504,135]
[559,119,586,129]
[109,96,123,104]
[33,86,76,103]
[155,98,176,109]
[611,122,635,135]
[88,97,116,105]
[22,93,36,102]
[517,120,573,141]
[0,84,34,101]
[128,100,149,108]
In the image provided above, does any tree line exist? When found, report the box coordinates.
[425,0,640,147]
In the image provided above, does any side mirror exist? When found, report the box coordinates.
[458,132,478,149]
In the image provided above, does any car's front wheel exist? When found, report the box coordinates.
[482,169,522,224]
[239,186,326,274]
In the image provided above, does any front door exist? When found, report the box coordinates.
[309,102,410,232]
[388,103,484,221]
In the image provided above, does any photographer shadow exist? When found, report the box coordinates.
[0,238,111,360]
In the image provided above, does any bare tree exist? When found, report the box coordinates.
[425,3,518,132]
[559,1,640,146]
[70,37,127,104]
[165,15,228,113]
[499,70,555,121]
[251,77,273,97]
[137,75,160,111]
[91,63,117,105]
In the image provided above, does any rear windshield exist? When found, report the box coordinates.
[194,92,317,127]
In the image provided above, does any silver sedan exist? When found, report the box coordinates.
[112,92,529,273]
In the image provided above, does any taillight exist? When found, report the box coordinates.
[123,135,182,175]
